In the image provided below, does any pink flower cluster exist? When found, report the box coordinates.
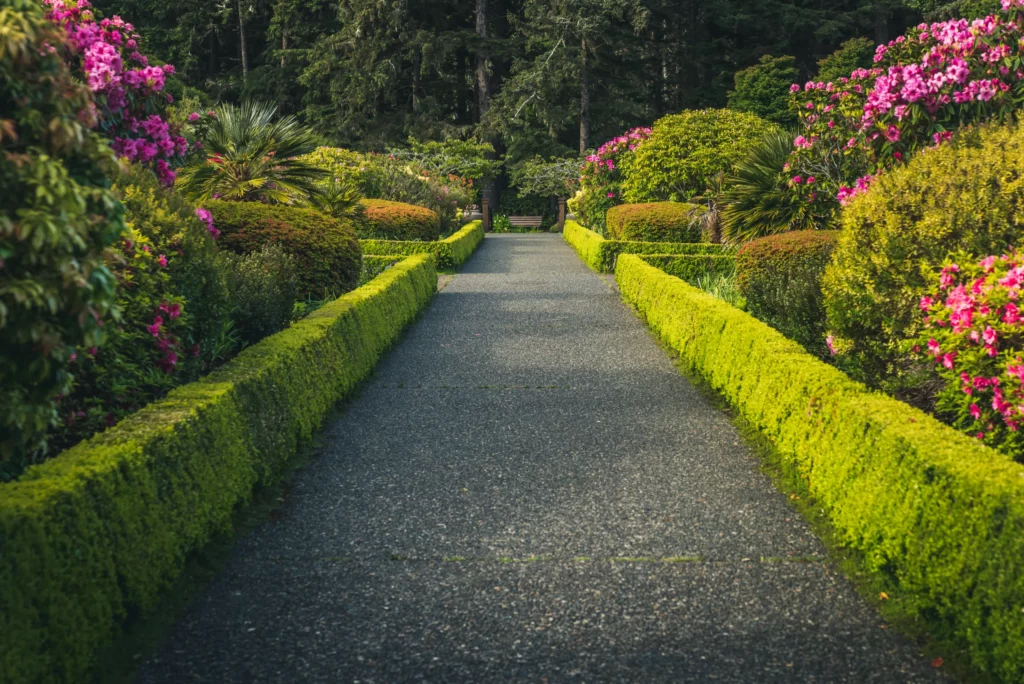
[584,127,652,171]
[44,0,187,185]
[194,207,220,239]
[918,251,1024,450]
[787,2,1024,212]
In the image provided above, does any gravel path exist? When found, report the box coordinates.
[137,234,945,683]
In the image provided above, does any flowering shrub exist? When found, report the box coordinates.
[1,0,124,473]
[917,252,1024,461]
[786,1,1024,221]
[44,0,187,185]
[822,121,1024,394]
[568,127,651,233]
[51,226,192,451]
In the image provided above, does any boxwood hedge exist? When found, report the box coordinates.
[617,253,1024,682]
[360,219,483,270]
[563,220,731,273]
[639,254,736,286]
[0,255,437,684]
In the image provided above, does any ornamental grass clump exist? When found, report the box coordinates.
[918,253,1024,462]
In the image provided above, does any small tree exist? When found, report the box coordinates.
[815,37,875,84]
[728,55,799,126]
[0,0,125,473]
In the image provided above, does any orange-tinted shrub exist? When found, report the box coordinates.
[605,202,701,242]
[358,198,441,241]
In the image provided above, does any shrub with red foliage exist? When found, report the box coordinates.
[358,198,441,241]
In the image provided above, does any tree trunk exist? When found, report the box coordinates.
[281,24,288,69]
[475,0,490,118]
[237,0,249,81]
[579,37,590,154]
[874,2,888,45]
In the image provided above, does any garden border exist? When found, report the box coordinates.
[637,254,736,285]
[563,220,731,273]
[360,219,484,270]
[615,254,1024,682]
[0,254,438,684]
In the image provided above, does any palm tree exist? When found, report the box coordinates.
[719,129,818,244]
[177,101,325,204]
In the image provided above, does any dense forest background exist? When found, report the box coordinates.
[93,0,984,199]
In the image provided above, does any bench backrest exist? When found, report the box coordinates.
[508,216,543,227]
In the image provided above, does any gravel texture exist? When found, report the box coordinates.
[137,234,946,683]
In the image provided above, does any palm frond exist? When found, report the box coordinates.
[177,101,326,204]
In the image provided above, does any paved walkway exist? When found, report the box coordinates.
[138,235,944,683]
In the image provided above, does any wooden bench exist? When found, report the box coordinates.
[508,216,543,229]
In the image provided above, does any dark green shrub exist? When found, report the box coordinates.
[727,55,799,126]
[0,0,124,473]
[822,123,1024,393]
[207,200,362,300]
[815,37,874,83]
[622,109,777,203]
[737,230,838,356]
[358,198,441,241]
[220,245,298,344]
[605,202,701,242]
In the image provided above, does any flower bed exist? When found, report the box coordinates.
[616,253,1024,682]
[0,255,437,683]
[360,220,484,270]
[563,220,731,273]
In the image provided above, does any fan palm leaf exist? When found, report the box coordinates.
[177,101,325,204]
[720,130,818,244]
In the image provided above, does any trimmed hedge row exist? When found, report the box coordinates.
[563,220,729,273]
[358,198,441,241]
[0,255,438,684]
[639,254,736,286]
[359,255,403,285]
[360,220,484,270]
[615,254,1024,682]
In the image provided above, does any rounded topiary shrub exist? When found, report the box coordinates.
[737,230,838,356]
[622,109,777,203]
[358,198,441,241]
[206,201,362,300]
[822,122,1024,393]
[605,202,702,242]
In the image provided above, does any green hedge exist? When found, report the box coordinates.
[639,254,736,286]
[616,254,1024,682]
[207,200,362,300]
[360,220,483,270]
[0,255,438,684]
[563,220,731,273]
[359,255,402,285]
[605,202,702,242]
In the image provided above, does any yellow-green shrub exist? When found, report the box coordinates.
[358,198,440,241]
[622,109,777,202]
[0,255,437,684]
[616,254,1024,682]
[605,202,701,242]
[823,122,1024,392]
